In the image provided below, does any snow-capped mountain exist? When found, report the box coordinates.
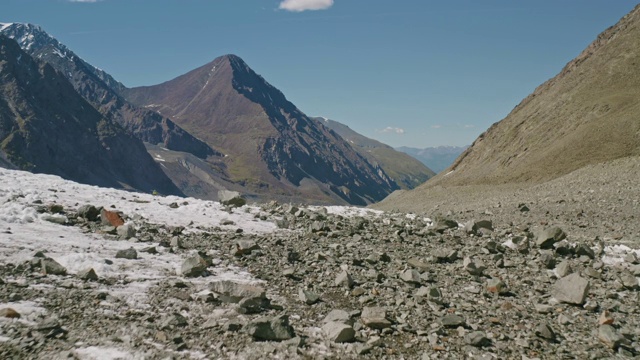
[0,23,217,160]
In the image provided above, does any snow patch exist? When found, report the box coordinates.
[603,244,640,266]
[0,23,14,31]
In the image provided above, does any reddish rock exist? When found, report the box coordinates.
[101,209,124,227]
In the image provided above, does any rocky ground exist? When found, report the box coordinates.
[1,183,640,359]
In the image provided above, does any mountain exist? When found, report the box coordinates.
[0,35,181,195]
[119,55,398,205]
[315,117,435,189]
[396,145,468,174]
[0,23,217,160]
[376,5,640,211]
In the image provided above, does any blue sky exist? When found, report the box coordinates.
[2,0,638,148]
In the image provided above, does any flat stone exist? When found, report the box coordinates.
[115,247,137,260]
[620,271,639,289]
[245,315,295,341]
[441,314,466,327]
[361,306,391,329]
[408,258,430,271]
[552,273,589,304]
[210,280,266,303]
[322,321,355,343]
[323,310,351,324]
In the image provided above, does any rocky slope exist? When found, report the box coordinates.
[0,35,181,195]
[121,55,397,205]
[316,117,435,189]
[396,145,468,174]
[1,168,639,359]
[415,5,640,189]
[0,23,218,160]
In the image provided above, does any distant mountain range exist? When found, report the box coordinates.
[316,118,435,189]
[0,23,432,205]
[396,145,468,174]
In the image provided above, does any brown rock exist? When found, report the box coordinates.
[101,209,125,227]
[0,308,20,318]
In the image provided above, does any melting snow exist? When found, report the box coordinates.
[74,346,143,360]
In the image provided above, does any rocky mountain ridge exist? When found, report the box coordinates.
[0,23,218,160]
[0,35,181,195]
[121,54,399,205]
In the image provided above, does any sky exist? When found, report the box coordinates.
[1,0,638,148]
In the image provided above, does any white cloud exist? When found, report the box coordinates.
[431,125,442,129]
[463,124,475,128]
[279,0,334,12]
[377,127,405,134]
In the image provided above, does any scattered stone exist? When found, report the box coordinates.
[115,247,138,260]
[117,223,136,239]
[235,240,260,256]
[335,270,355,288]
[441,314,466,327]
[218,190,247,207]
[598,310,614,325]
[400,269,421,284]
[322,322,355,343]
[598,325,628,350]
[408,258,430,271]
[575,243,595,259]
[77,205,100,221]
[41,257,67,276]
[434,248,458,263]
[0,308,20,318]
[536,227,566,249]
[101,209,125,227]
[463,257,486,276]
[619,271,639,289]
[361,307,392,329]
[465,331,491,347]
[555,260,573,278]
[210,281,266,303]
[552,273,589,304]
[535,323,556,341]
[77,268,98,281]
[245,315,295,341]
[181,254,208,277]
[299,288,320,305]
[486,278,508,295]
[323,310,351,324]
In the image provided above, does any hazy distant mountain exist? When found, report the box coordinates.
[316,117,435,189]
[0,35,181,195]
[120,55,398,205]
[396,146,468,174]
[0,23,217,159]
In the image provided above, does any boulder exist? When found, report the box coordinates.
[552,273,589,304]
